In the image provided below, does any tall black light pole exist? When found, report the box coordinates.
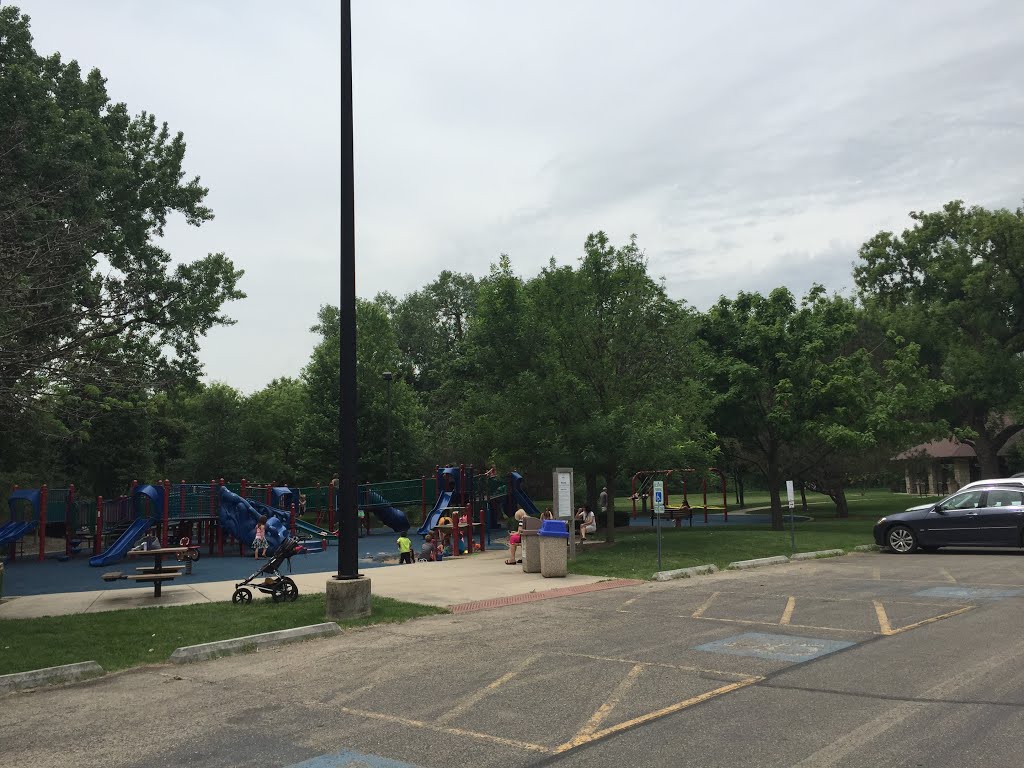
[336,0,360,580]
[382,371,393,479]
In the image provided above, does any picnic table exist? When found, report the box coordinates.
[101,546,190,597]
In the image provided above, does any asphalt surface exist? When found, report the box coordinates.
[6,549,1024,767]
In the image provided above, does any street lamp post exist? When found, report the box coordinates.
[383,371,393,479]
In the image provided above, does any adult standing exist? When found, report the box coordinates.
[599,486,609,517]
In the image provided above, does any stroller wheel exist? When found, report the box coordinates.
[232,587,253,605]
[188,549,200,562]
[271,585,286,603]
[281,577,299,602]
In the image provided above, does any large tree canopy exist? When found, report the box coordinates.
[698,287,941,527]
[0,7,244,449]
[855,200,1024,476]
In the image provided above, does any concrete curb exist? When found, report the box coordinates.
[169,622,342,664]
[853,544,882,552]
[791,549,845,561]
[727,555,790,570]
[0,661,104,694]
[654,564,719,582]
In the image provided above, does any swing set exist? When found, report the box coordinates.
[630,468,728,526]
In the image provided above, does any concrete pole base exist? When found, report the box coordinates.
[326,576,371,620]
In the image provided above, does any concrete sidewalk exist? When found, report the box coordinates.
[0,549,609,619]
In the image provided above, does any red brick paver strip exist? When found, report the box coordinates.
[448,579,644,614]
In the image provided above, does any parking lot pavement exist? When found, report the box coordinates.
[6,551,1024,767]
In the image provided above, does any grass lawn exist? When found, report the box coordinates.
[0,595,446,676]
[569,490,940,581]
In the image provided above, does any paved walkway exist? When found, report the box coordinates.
[0,548,611,619]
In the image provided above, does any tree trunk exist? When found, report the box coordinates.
[738,476,745,508]
[799,481,807,513]
[972,431,1002,479]
[833,487,849,519]
[585,472,597,513]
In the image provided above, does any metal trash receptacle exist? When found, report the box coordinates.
[538,519,569,577]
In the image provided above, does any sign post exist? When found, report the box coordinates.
[653,480,665,570]
[553,468,575,560]
[786,480,796,554]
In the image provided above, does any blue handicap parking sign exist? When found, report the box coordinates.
[655,491,663,502]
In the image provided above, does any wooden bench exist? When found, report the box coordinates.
[135,565,186,574]
[124,573,178,582]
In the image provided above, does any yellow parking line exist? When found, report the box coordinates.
[572,664,646,741]
[338,705,549,753]
[692,591,720,618]
[780,596,796,625]
[873,568,881,581]
[553,677,762,754]
[940,568,957,584]
[436,654,540,725]
[693,615,866,634]
[873,600,893,635]
[885,605,975,635]
[565,652,755,679]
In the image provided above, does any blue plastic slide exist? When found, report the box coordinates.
[218,488,291,551]
[359,488,410,533]
[0,520,37,546]
[511,472,542,518]
[89,517,154,567]
[416,491,454,536]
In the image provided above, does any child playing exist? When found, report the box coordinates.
[252,515,269,559]
[397,530,413,564]
[419,533,437,562]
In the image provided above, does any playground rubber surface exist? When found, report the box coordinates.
[6,550,1024,767]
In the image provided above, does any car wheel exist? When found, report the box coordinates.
[887,525,918,554]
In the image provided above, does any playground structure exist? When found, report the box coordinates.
[2,465,544,565]
[2,485,91,562]
[630,468,729,526]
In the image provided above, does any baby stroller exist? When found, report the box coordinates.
[232,537,306,604]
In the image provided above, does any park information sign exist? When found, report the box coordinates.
[553,467,575,560]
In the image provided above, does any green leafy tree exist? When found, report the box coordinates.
[177,383,246,481]
[461,235,714,538]
[0,7,244,467]
[698,287,940,527]
[241,378,308,483]
[855,200,1024,477]
[299,302,428,481]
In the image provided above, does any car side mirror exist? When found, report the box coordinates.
[932,506,945,515]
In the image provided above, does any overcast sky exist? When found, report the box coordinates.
[15,0,1024,392]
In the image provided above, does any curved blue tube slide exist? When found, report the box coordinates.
[358,488,410,533]
[218,488,290,550]
[89,517,153,567]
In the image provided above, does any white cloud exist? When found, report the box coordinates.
[16,0,1024,391]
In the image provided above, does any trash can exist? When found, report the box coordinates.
[538,519,569,577]
[521,518,542,573]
